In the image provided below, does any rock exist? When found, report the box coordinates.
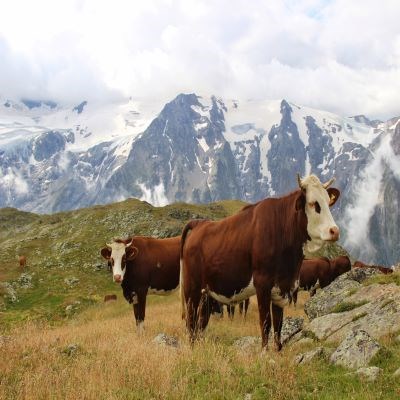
[294,347,329,365]
[234,336,261,352]
[152,333,179,348]
[304,274,361,320]
[17,273,33,289]
[393,367,400,377]
[306,283,400,342]
[1,282,18,303]
[330,329,381,369]
[354,366,382,381]
[295,338,315,346]
[64,277,79,287]
[62,343,80,357]
[281,317,304,344]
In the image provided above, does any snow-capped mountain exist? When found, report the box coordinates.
[0,93,399,266]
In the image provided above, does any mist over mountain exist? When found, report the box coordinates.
[0,93,399,265]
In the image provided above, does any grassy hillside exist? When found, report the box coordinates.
[1,199,399,399]
[0,199,245,328]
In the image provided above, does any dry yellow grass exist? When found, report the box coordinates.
[0,293,312,400]
[2,291,398,400]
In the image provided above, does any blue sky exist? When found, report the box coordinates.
[0,0,399,119]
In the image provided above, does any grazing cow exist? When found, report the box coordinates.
[18,255,26,268]
[354,260,393,274]
[180,175,340,350]
[292,255,351,305]
[104,294,117,302]
[101,236,181,332]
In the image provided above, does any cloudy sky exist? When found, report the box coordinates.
[0,0,399,119]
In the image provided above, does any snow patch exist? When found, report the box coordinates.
[138,182,169,207]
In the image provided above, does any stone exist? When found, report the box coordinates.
[393,367,400,377]
[354,366,382,382]
[294,347,329,365]
[281,317,304,344]
[234,336,261,352]
[306,283,400,342]
[152,333,179,348]
[330,329,381,369]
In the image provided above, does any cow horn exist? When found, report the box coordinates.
[322,177,335,189]
[125,240,133,248]
[297,173,304,189]
[106,243,112,249]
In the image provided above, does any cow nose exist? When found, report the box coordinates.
[329,226,340,241]
[114,274,122,283]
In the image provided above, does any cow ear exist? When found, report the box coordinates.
[295,192,306,211]
[101,248,111,260]
[126,245,139,260]
[327,188,340,206]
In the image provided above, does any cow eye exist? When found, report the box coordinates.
[315,202,321,214]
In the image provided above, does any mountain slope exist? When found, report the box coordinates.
[0,93,399,265]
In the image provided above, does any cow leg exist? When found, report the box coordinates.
[186,293,201,345]
[292,288,298,307]
[133,290,147,334]
[271,303,283,351]
[198,292,212,333]
[255,286,272,349]
[227,304,235,320]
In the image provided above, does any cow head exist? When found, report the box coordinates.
[100,239,139,283]
[297,175,340,253]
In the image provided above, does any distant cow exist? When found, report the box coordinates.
[354,260,393,274]
[180,175,340,350]
[293,255,351,305]
[104,294,117,302]
[101,236,181,332]
[18,255,26,268]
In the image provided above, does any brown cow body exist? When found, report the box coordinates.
[101,236,181,331]
[293,255,351,304]
[180,175,340,350]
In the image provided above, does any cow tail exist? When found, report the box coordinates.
[179,219,204,321]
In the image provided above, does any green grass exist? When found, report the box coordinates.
[331,300,369,313]
[363,273,400,286]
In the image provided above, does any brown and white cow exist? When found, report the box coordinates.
[180,175,340,350]
[101,236,181,332]
[18,255,27,268]
[292,255,351,304]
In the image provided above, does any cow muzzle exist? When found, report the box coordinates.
[113,274,122,283]
[328,226,340,241]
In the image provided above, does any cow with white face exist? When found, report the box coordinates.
[101,239,138,283]
[299,175,340,253]
[180,174,341,350]
[100,235,181,333]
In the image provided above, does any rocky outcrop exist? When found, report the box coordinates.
[292,269,400,373]
[304,269,400,342]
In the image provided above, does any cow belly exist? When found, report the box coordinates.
[209,278,256,305]
[148,285,178,296]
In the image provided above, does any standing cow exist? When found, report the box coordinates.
[18,255,27,268]
[292,255,351,305]
[180,175,340,350]
[101,236,181,332]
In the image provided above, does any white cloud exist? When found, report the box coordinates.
[0,0,399,118]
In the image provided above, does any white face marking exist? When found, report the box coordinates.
[209,278,255,304]
[108,242,128,282]
[302,176,339,253]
